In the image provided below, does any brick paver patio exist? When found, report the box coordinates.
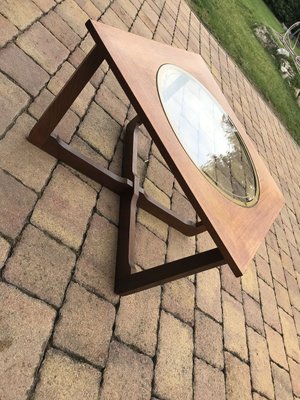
[0,0,300,399]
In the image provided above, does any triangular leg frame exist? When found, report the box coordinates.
[28,45,225,296]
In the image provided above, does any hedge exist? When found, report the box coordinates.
[264,0,300,27]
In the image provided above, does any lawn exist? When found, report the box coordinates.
[190,0,300,143]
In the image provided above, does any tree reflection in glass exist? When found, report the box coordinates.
[157,64,258,205]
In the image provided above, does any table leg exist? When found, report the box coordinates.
[115,117,224,295]
[28,45,104,148]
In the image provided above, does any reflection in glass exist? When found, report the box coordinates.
[157,64,258,205]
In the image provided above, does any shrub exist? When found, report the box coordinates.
[264,0,300,27]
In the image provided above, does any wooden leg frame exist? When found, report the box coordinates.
[28,45,225,296]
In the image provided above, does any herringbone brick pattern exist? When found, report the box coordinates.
[0,0,300,399]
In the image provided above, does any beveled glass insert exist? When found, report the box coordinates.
[157,64,259,206]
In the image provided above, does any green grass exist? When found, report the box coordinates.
[242,0,283,32]
[190,0,300,143]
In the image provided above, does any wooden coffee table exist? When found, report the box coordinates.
[28,20,284,295]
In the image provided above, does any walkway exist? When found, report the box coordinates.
[0,0,299,399]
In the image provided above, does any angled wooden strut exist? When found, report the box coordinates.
[115,117,224,295]
[27,44,225,296]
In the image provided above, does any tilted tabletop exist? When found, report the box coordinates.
[87,20,284,277]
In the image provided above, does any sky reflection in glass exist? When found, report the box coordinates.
[157,64,258,205]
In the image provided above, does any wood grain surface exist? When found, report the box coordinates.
[87,20,284,276]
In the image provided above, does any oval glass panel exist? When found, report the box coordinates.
[157,64,259,206]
